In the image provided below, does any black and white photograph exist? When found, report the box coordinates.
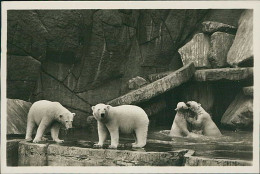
[1,1,259,173]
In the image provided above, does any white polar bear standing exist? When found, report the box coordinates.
[91,103,149,148]
[25,100,75,143]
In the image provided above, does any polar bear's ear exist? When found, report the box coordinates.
[91,106,95,111]
[106,105,111,110]
[72,113,76,117]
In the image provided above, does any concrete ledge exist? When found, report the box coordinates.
[18,141,187,166]
[149,67,253,82]
[184,150,252,166]
[194,67,253,82]
[18,141,49,166]
[7,139,23,166]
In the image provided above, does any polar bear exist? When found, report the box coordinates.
[91,103,149,148]
[25,100,75,143]
[186,101,222,137]
[170,102,197,137]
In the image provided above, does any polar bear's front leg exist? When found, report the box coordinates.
[107,127,119,149]
[33,118,51,143]
[51,122,64,143]
[94,122,108,148]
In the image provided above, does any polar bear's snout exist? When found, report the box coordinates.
[101,113,105,118]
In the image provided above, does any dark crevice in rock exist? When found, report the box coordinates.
[7,42,40,61]
[41,68,91,106]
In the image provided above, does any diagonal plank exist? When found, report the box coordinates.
[107,62,195,106]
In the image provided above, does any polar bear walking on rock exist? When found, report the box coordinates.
[91,103,149,148]
[25,100,75,143]
[186,101,222,137]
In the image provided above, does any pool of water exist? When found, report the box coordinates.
[8,127,252,161]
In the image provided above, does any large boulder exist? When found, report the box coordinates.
[227,10,253,67]
[7,99,32,135]
[178,33,211,68]
[208,32,235,68]
[221,92,253,130]
[128,76,148,90]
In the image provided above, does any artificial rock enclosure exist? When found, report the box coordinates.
[6,9,253,166]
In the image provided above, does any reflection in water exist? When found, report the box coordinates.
[8,127,252,161]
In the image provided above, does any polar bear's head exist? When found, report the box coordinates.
[58,112,76,130]
[175,102,188,111]
[91,103,111,122]
[186,101,201,113]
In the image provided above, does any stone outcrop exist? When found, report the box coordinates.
[108,62,195,106]
[128,76,148,90]
[227,10,253,67]
[243,86,253,97]
[7,55,41,101]
[221,92,253,130]
[202,21,237,35]
[7,99,32,135]
[208,32,235,68]
[179,33,211,68]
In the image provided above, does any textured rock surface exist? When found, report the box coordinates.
[208,32,235,68]
[7,139,23,166]
[128,76,148,90]
[227,10,253,67]
[7,99,32,134]
[47,144,186,166]
[202,21,237,34]
[179,33,211,68]
[185,155,252,166]
[7,9,244,128]
[202,9,244,27]
[243,86,253,97]
[7,55,41,101]
[221,92,253,130]
[108,63,195,106]
[18,141,49,166]
[86,116,97,132]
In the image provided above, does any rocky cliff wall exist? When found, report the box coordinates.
[7,9,245,127]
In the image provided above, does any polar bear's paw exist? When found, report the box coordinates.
[108,145,118,149]
[41,137,48,141]
[93,144,103,149]
[54,139,64,143]
[33,137,42,143]
[25,138,33,142]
